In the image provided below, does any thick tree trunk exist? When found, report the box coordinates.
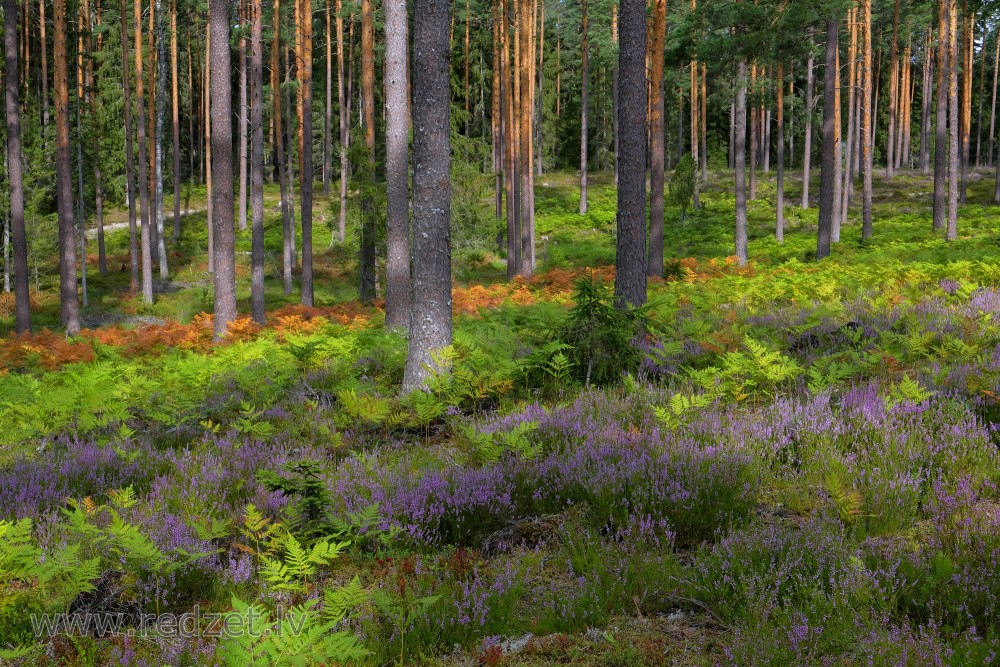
[250,0,265,324]
[735,59,748,263]
[299,0,315,305]
[933,0,948,231]
[579,0,588,215]
[54,0,80,333]
[947,0,958,241]
[205,25,214,274]
[646,0,665,277]
[536,0,544,176]
[831,44,842,243]
[402,0,452,393]
[384,0,410,331]
[171,0,181,241]
[210,0,237,336]
[4,0,31,332]
[615,0,647,307]
[803,50,814,209]
[238,15,248,231]
[817,16,837,260]
[862,0,873,239]
[359,0,377,303]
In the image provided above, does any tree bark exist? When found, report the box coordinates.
[920,29,933,173]
[803,49,814,209]
[238,8,248,231]
[250,0,265,324]
[299,0,315,305]
[647,0,665,277]
[518,0,535,275]
[324,0,332,197]
[40,0,49,129]
[989,28,999,171]
[336,0,349,243]
[4,0,31,332]
[402,0,452,393]
[359,0,377,303]
[817,16,837,260]
[385,0,410,331]
[210,0,237,336]
[134,0,154,302]
[54,0,80,332]
[735,60,748,263]
[579,0,588,215]
[776,62,785,243]
[121,0,140,291]
[947,0,958,241]
[273,0,293,294]
[615,0,646,307]
[862,0,873,240]
[959,10,972,203]
[887,0,900,178]
[155,0,169,278]
[933,0,948,230]
[171,0,181,241]
[205,23,214,274]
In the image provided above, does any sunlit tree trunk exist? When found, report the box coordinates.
[646,0,665,278]
[920,29,933,174]
[336,0,349,243]
[155,0,169,278]
[989,28,999,171]
[776,62,785,243]
[359,0,376,302]
[887,0,899,178]
[862,0,873,240]
[934,0,949,230]
[323,0,332,197]
[959,9,972,203]
[134,0,154,302]
[273,0,293,293]
[4,0,31,332]
[947,0,958,241]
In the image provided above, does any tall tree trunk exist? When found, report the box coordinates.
[933,0,948,231]
[4,0,31,332]
[359,0,376,303]
[749,64,757,200]
[862,0,873,239]
[776,62,785,243]
[171,0,181,241]
[612,6,619,182]
[959,9,972,203]
[384,0,410,331]
[700,61,708,179]
[210,0,237,336]
[518,0,535,275]
[54,0,80,333]
[402,0,452,393]
[690,0,699,208]
[989,28,999,171]
[735,60,748,263]
[121,0,139,291]
[646,0,665,277]
[887,0,900,178]
[803,49,814,208]
[75,17,88,310]
[250,0,265,324]
[536,0,544,175]
[842,6,857,228]
[947,0,958,241]
[615,0,646,307]
[920,29,933,173]
[832,43,842,243]
[40,0,49,129]
[817,16,837,260]
[579,0,588,214]
[84,0,107,275]
[155,0,169,278]
[492,2,502,220]
[299,0,315,305]
[464,0,471,135]
[502,0,519,279]
[205,23,213,273]
[134,0,154,302]
[273,0,293,293]
[324,0,332,197]
[336,0,349,243]
[238,11,248,230]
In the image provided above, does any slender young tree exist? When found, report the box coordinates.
[614,0,646,308]
[579,0,588,215]
[54,0,80,333]
[385,0,410,331]
[920,28,933,173]
[887,0,900,178]
[989,28,999,172]
[735,58,748,263]
[121,0,140,291]
[154,0,169,278]
[250,0,265,323]
[299,0,315,306]
[336,0,349,242]
[171,0,181,241]
[210,0,237,336]
[817,15,838,260]
[135,0,154,302]
[862,0,873,239]
[402,0,452,392]
[802,48,814,209]
[4,0,30,332]
[776,62,785,243]
[933,0,948,230]
[647,0,666,277]
[324,0,332,197]
[359,0,377,303]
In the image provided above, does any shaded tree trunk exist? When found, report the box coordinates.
[273,0,293,294]
[735,59,748,263]
[171,0,181,241]
[402,0,452,393]
[579,0,588,215]
[135,0,154,301]
[920,29,933,173]
[121,0,139,291]
[299,0,315,305]
[776,62,785,243]
[933,0,948,230]
[324,0,332,197]
[614,0,646,308]
[336,0,349,243]
[250,0,265,323]
[862,0,873,239]
[887,0,900,178]
[803,50,814,209]
[155,0,169,278]
[359,0,377,303]
[4,0,31,332]
[54,0,80,333]
[210,0,237,336]
[989,28,999,171]
[238,11,248,231]
[647,0,665,277]
[947,0,958,241]
[384,0,410,330]
[817,16,837,260]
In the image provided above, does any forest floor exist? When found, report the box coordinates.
[3,168,1000,665]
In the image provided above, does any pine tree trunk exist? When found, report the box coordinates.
[336,0,349,243]
[205,24,214,273]
[803,50,814,209]
[947,0,958,240]
[492,1,503,220]
[776,62,785,243]
[749,65,757,200]
[54,0,80,332]
[273,0,293,293]
[155,0,169,278]
[171,0,181,241]
[384,0,410,331]
[959,10,972,203]
[210,0,237,336]
[83,1,107,276]
[700,61,708,180]
[832,43,842,243]
[646,0,665,278]
[536,0,544,175]
[134,0,154,302]
[933,0,948,231]
[842,6,857,228]
[735,58,748,263]
[121,0,140,290]
[615,0,646,307]
[862,0,873,239]
[502,0,519,280]
[250,0,265,324]
[887,0,900,177]
[324,0,332,197]
[238,14,248,231]
[4,0,31,332]
[579,0,588,215]
[817,16,837,260]
[299,0,315,305]
[690,0,699,208]
[989,28,999,171]
[920,29,933,173]
[518,0,535,275]
[402,0,452,393]
[359,0,377,302]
